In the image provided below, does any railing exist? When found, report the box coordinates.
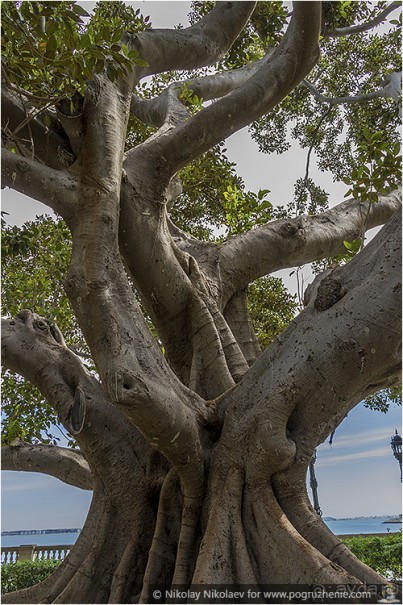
[1,544,71,564]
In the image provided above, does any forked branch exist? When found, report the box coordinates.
[215,209,401,484]
[126,1,321,182]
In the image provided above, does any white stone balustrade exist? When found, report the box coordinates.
[1,544,71,564]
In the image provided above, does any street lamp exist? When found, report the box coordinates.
[309,449,322,516]
[390,429,402,482]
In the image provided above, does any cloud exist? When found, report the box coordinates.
[319,426,398,450]
[316,446,391,467]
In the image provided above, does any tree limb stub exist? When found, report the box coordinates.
[1,442,93,490]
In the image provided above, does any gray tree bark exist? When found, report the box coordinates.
[1,2,401,603]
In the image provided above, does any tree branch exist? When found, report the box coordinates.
[1,311,164,499]
[1,441,93,490]
[60,177,208,495]
[324,1,401,38]
[218,188,401,303]
[216,209,401,483]
[131,2,257,77]
[1,148,78,215]
[133,1,321,178]
[118,180,248,398]
[303,71,402,105]
[130,58,266,128]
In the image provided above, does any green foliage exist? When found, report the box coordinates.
[248,3,401,207]
[178,82,203,113]
[342,533,402,581]
[1,0,149,106]
[322,1,366,31]
[293,177,329,216]
[343,129,402,203]
[2,373,60,445]
[1,216,79,344]
[342,239,361,254]
[364,385,402,413]
[222,185,273,236]
[170,144,245,240]
[247,277,298,350]
[168,144,276,240]
[1,560,60,594]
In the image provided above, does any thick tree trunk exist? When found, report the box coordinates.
[2,211,400,604]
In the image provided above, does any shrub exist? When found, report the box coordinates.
[342,533,402,580]
[1,560,60,594]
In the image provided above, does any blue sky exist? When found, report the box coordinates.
[314,402,402,518]
[1,0,401,531]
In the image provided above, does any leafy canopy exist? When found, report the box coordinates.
[1,0,149,106]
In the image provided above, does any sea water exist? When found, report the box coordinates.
[1,531,79,548]
[1,517,401,548]
[324,516,402,536]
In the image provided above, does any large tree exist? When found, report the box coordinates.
[1,1,402,603]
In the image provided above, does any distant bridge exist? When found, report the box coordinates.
[1,528,80,536]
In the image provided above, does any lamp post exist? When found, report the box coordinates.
[390,429,402,482]
[309,449,322,516]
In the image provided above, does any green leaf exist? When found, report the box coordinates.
[257,189,271,200]
[362,126,372,141]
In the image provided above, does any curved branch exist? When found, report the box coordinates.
[131,2,257,77]
[1,442,93,490]
[136,1,321,177]
[303,71,402,105]
[1,148,78,215]
[218,188,401,303]
[324,1,401,38]
[1,310,168,517]
[130,58,266,128]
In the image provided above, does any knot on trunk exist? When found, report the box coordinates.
[314,276,344,312]
[107,369,152,406]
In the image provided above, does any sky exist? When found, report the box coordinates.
[1,1,402,531]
